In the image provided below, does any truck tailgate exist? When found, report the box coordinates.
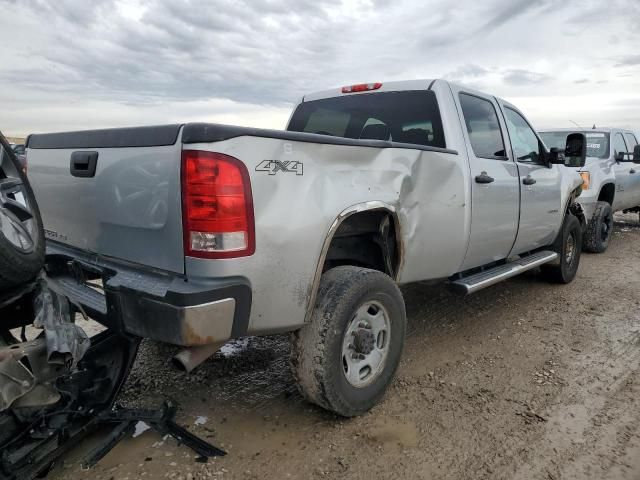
[26,125,185,274]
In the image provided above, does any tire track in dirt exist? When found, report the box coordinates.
[510,314,640,479]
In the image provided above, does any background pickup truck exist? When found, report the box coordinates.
[25,79,587,417]
[539,128,640,252]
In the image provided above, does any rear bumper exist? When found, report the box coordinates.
[46,242,252,346]
[118,276,251,346]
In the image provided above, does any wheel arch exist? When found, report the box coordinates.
[304,201,403,323]
[563,184,587,226]
[598,182,615,205]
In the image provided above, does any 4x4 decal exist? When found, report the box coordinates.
[256,160,303,176]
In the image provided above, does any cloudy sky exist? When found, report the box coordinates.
[1,0,639,137]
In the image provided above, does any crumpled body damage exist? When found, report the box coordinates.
[184,136,470,336]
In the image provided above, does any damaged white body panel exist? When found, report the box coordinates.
[26,79,584,347]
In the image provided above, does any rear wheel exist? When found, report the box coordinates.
[583,201,613,253]
[542,213,582,284]
[0,145,44,289]
[290,266,406,417]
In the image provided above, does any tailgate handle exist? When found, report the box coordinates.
[70,151,98,178]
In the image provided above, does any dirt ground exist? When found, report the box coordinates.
[50,213,640,480]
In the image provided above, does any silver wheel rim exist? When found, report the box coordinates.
[341,300,391,388]
[0,162,36,253]
[565,231,576,265]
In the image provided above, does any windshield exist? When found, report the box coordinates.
[287,90,446,148]
[539,131,610,159]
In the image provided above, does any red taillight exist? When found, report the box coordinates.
[181,150,255,258]
[341,82,382,94]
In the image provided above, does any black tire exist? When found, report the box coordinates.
[541,213,582,284]
[583,201,613,253]
[290,266,406,417]
[0,145,45,290]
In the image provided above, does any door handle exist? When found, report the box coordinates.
[70,151,98,178]
[631,169,637,174]
[522,175,537,185]
[475,172,495,184]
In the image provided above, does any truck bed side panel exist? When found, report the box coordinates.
[182,135,469,335]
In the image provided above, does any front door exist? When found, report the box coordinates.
[500,105,563,254]
[453,89,519,271]
[624,132,640,207]
[612,132,635,211]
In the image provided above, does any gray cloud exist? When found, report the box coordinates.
[446,64,490,79]
[0,0,638,136]
[476,0,551,33]
[446,65,552,89]
[502,69,551,85]
[616,55,640,67]
[2,0,349,106]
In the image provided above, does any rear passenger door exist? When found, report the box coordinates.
[624,132,640,207]
[453,90,520,271]
[500,105,563,253]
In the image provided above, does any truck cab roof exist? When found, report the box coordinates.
[539,127,636,135]
[302,79,514,106]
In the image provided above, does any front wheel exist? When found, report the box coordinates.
[541,213,582,284]
[290,266,406,417]
[583,201,613,253]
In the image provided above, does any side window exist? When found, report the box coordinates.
[503,108,542,163]
[613,133,628,155]
[459,93,506,159]
[624,133,638,148]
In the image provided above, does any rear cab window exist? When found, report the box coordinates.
[287,90,446,148]
[458,93,507,159]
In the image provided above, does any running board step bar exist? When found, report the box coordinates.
[449,250,558,295]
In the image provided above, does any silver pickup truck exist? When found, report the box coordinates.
[26,79,587,417]
[539,128,640,252]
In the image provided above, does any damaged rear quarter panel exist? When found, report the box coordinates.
[184,136,470,335]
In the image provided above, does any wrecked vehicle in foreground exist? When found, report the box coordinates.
[0,133,222,480]
[25,79,588,419]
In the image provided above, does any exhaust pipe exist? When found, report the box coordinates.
[172,342,223,373]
